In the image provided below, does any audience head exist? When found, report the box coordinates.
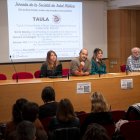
[82,123,110,140]
[16,121,36,140]
[131,47,140,58]
[22,102,39,122]
[12,98,28,123]
[93,48,103,60]
[46,50,57,64]
[41,86,55,103]
[56,98,76,122]
[91,92,109,113]
[79,48,88,62]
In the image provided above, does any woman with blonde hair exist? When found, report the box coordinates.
[91,92,109,113]
[81,92,114,137]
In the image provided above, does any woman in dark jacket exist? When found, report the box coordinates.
[40,50,62,78]
[48,98,80,131]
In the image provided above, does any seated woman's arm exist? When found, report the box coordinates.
[40,63,47,78]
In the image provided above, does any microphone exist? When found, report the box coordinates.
[125,65,130,75]
[67,72,69,80]
[98,70,101,77]
[9,55,18,83]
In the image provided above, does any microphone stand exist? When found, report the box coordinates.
[99,71,101,77]
[125,65,130,75]
[10,55,18,83]
[67,72,69,80]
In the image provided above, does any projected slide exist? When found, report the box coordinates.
[7,0,82,60]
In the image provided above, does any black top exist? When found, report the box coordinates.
[40,62,62,78]
[48,116,80,131]
[80,112,114,135]
[39,102,58,120]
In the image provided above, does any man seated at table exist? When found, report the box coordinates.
[70,48,90,76]
[127,47,140,72]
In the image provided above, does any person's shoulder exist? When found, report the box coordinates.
[71,57,78,62]
[50,116,58,124]
[70,58,79,64]
[91,58,95,63]
[56,61,62,66]
[86,58,90,62]
[71,117,80,126]
[42,61,47,66]
[127,55,132,59]
[34,118,44,129]
[53,101,59,106]
[6,121,15,128]
[39,104,46,110]
[75,117,80,123]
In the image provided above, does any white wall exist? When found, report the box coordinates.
[108,0,140,9]
[83,1,107,60]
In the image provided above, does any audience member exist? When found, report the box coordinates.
[126,47,140,71]
[125,103,140,120]
[22,102,44,130]
[16,121,36,140]
[40,50,62,77]
[91,48,106,75]
[48,98,80,131]
[39,86,58,119]
[70,48,90,76]
[81,92,114,136]
[5,98,28,139]
[82,123,110,140]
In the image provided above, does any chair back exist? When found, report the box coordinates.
[62,68,69,76]
[77,112,89,126]
[120,65,126,72]
[51,127,80,140]
[120,120,140,140]
[0,73,7,80]
[34,70,41,78]
[111,110,126,123]
[12,72,33,79]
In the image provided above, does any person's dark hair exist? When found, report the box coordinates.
[56,98,76,122]
[93,48,103,59]
[22,102,39,122]
[12,98,28,124]
[82,123,110,140]
[36,129,48,140]
[16,121,36,140]
[45,50,58,70]
[41,86,55,103]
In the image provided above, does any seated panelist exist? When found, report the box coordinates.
[90,48,106,75]
[40,50,62,78]
[70,48,91,76]
[127,47,140,72]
